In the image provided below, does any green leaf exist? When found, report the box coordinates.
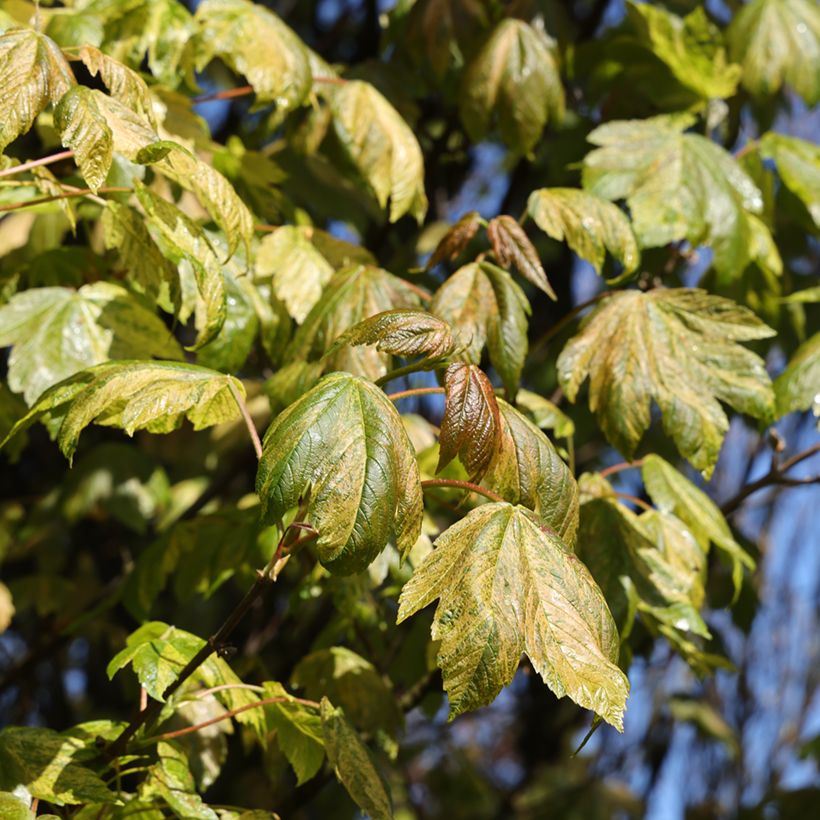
[582,115,768,278]
[426,210,482,269]
[292,647,402,737]
[326,309,456,362]
[2,361,245,462]
[515,389,575,439]
[256,226,336,323]
[323,79,428,222]
[460,18,564,155]
[398,503,628,728]
[320,698,393,820]
[625,2,741,100]
[0,727,113,806]
[483,399,579,546]
[486,215,556,299]
[728,0,820,105]
[0,27,75,152]
[431,262,530,398]
[287,265,422,381]
[0,792,29,820]
[641,455,755,594]
[774,332,820,419]
[527,188,640,280]
[256,372,423,574]
[134,183,226,349]
[437,363,501,481]
[194,0,311,112]
[558,289,775,475]
[760,133,820,228]
[0,282,182,405]
[263,682,324,785]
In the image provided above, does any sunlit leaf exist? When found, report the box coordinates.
[140,741,218,820]
[515,389,575,439]
[582,115,768,278]
[460,18,564,155]
[437,363,500,481]
[256,372,423,574]
[398,503,628,727]
[0,282,182,404]
[559,289,775,474]
[527,188,640,280]
[486,215,556,299]
[0,27,74,152]
[728,0,820,105]
[774,332,820,420]
[760,132,820,228]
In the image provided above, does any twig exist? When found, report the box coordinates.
[228,381,263,460]
[387,386,445,402]
[530,292,609,355]
[193,85,254,104]
[721,442,820,515]
[0,149,74,179]
[421,478,504,503]
[599,458,645,479]
[375,360,447,387]
[614,491,653,512]
[0,186,130,213]
[141,695,321,744]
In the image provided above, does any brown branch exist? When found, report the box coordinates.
[599,458,645,479]
[0,186,130,213]
[614,491,653,512]
[387,386,445,402]
[193,85,254,104]
[421,478,504,503]
[0,149,74,179]
[142,695,320,744]
[228,381,263,460]
[721,442,820,515]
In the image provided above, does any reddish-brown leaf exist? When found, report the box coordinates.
[487,215,556,299]
[426,211,482,269]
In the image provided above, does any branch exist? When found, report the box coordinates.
[0,149,74,179]
[421,478,504,503]
[228,382,263,460]
[387,386,444,402]
[721,442,820,515]
[599,459,645,479]
[0,186,130,213]
[374,359,446,387]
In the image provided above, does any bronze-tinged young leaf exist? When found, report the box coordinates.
[527,188,640,280]
[320,699,393,820]
[641,455,755,595]
[322,79,428,223]
[558,289,775,475]
[287,265,422,381]
[256,372,423,574]
[460,18,564,155]
[425,211,481,270]
[582,115,769,279]
[0,27,75,152]
[256,226,335,323]
[0,727,114,806]
[430,262,530,398]
[326,310,456,363]
[727,0,820,106]
[194,0,311,112]
[483,399,579,545]
[425,210,482,269]
[775,332,820,421]
[0,282,182,404]
[486,215,556,299]
[760,133,820,228]
[437,363,500,481]
[398,503,628,728]
[1,361,246,463]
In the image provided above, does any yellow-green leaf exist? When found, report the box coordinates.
[398,503,628,728]
[460,18,564,155]
[760,132,820,228]
[0,27,74,152]
[256,372,423,574]
[774,331,820,420]
[559,289,775,475]
[515,389,575,439]
[527,188,640,280]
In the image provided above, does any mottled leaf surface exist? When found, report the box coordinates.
[528,188,640,279]
[558,289,775,474]
[0,283,182,404]
[398,503,628,727]
[256,372,423,574]
[460,18,564,155]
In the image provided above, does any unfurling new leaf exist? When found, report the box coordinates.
[486,215,557,299]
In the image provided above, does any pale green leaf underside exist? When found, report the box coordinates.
[760,132,820,228]
[398,503,628,728]
[558,289,775,475]
[583,115,769,278]
[256,372,423,574]
[728,0,820,105]
[0,282,182,405]
[774,332,820,420]
[0,27,75,152]
[1,361,245,462]
[528,188,640,279]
